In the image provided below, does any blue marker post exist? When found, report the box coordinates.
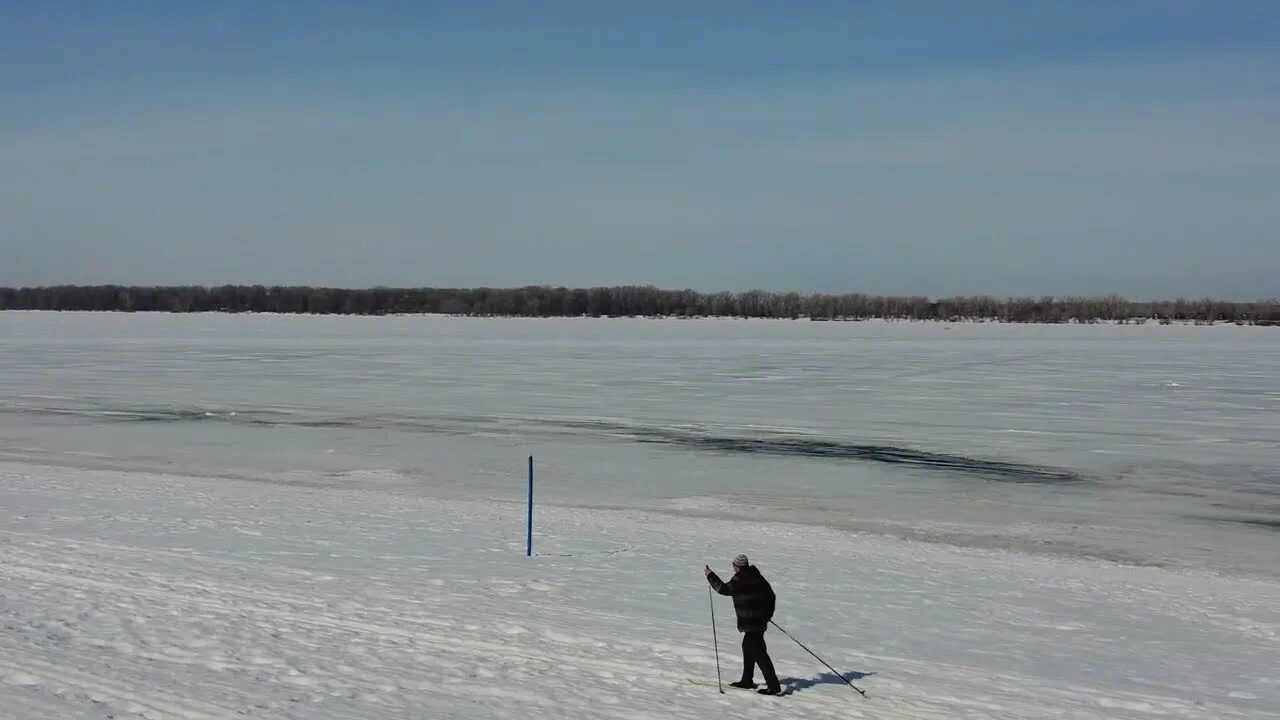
[526,455,534,557]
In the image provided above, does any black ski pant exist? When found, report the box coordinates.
[741,631,780,689]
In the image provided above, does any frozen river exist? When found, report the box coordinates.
[2,312,1278,577]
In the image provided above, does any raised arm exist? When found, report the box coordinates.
[706,569,738,596]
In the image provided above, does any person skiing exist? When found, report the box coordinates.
[704,554,782,695]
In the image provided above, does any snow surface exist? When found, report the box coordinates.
[2,461,1277,719]
[4,312,1279,579]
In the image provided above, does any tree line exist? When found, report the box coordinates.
[1,285,1277,324]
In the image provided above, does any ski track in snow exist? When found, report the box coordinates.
[2,463,1278,719]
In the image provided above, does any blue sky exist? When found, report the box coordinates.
[1,1,1277,298]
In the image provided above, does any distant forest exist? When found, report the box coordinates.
[2,285,1278,324]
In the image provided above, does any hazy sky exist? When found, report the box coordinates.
[2,1,1278,298]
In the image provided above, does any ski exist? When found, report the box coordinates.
[687,679,790,695]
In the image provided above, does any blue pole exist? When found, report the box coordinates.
[527,455,533,557]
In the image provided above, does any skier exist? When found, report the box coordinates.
[704,554,782,695]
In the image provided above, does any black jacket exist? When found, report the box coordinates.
[708,565,776,633]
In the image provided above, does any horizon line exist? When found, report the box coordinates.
[4,283,1279,304]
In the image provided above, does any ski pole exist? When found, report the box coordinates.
[770,620,867,697]
[709,585,724,693]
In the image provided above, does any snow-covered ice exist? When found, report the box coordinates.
[2,312,1278,718]
[2,462,1277,719]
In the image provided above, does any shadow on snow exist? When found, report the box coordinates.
[781,670,874,695]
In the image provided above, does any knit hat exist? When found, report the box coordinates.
[732,554,750,567]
